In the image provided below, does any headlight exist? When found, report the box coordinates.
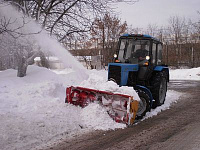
[114,54,117,58]
[146,56,150,60]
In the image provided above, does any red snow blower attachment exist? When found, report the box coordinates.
[65,86,139,125]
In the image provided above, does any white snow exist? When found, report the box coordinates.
[81,103,125,130]
[80,73,140,101]
[1,65,200,149]
[144,90,182,119]
[170,67,200,80]
[1,66,199,150]
[0,66,127,150]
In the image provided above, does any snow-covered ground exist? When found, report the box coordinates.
[0,66,199,150]
[170,67,200,80]
[0,66,125,150]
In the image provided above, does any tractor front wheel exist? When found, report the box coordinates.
[151,72,167,108]
[135,89,150,120]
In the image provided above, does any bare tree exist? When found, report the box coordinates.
[159,13,200,68]
[0,0,140,75]
[146,24,158,37]
[91,13,127,67]
[0,2,48,77]
[4,0,139,46]
[167,15,186,67]
[127,25,144,34]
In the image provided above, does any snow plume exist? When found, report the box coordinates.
[0,2,88,80]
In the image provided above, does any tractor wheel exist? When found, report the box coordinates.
[151,72,167,108]
[135,89,150,120]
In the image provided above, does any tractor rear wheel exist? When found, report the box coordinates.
[135,89,150,120]
[151,72,167,108]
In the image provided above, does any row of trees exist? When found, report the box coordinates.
[145,15,200,68]
[75,14,200,68]
[4,0,138,45]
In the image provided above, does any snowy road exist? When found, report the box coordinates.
[42,80,200,150]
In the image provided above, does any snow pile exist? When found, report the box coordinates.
[144,90,182,119]
[0,66,78,150]
[81,103,125,130]
[80,73,140,101]
[3,65,200,149]
[0,66,126,150]
[170,67,200,80]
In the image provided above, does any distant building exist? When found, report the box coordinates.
[69,48,102,70]
[34,57,65,69]
[34,47,103,70]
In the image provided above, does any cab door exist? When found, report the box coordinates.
[151,41,163,65]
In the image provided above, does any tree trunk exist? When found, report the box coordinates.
[17,57,28,77]
[17,51,49,77]
[40,52,49,68]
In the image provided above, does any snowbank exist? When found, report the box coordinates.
[144,90,182,119]
[2,66,198,150]
[0,66,125,150]
[170,67,200,80]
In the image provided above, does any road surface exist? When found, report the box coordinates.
[42,80,200,150]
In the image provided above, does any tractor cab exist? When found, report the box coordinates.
[114,34,163,67]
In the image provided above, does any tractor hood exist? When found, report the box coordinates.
[108,63,139,86]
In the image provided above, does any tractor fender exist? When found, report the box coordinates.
[154,66,169,82]
[135,85,154,107]
[154,66,168,71]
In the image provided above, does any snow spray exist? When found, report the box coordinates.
[0,2,89,80]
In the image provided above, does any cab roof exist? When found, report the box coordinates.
[121,33,162,44]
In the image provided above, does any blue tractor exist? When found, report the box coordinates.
[66,34,169,124]
[108,34,169,119]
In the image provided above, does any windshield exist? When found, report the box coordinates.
[118,38,150,63]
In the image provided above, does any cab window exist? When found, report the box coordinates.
[157,44,162,65]
[152,43,157,64]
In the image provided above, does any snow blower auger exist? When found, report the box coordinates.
[65,86,139,125]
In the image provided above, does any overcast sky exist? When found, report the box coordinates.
[115,0,200,29]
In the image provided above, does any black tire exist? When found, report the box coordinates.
[150,72,167,108]
[135,89,150,120]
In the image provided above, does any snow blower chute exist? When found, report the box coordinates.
[65,86,139,125]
